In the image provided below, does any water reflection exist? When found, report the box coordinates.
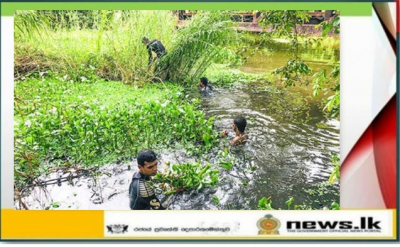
[239,43,339,75]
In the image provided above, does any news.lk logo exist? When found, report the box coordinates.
[286,217,381,233]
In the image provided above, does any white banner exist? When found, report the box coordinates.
[104,210,395,239]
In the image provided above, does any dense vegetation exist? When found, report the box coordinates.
[15,10,237,85]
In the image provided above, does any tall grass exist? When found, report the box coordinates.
[15,10,176,83]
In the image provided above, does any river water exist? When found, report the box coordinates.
[197,83,339,210]
[192,45,340,209]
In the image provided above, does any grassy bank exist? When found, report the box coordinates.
[15,10,237,85]
[14,74,217,187]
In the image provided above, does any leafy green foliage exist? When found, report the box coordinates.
[259,10,340,118]
[204,65,271,87]
[153,162,219,194]
[259,11,310,37]
[14,75,217,187]
[258,196,274,210]
[328,153,340,184]
[285,196,294,209]
[318,16,340,37]
[217,148,235,170]
[212,196,220,205]
[313,61,340,118]
[331,202,340,210]
[258,195,339,210]
[273,59,311,86]
[259,11,312,86]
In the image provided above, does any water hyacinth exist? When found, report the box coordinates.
[153,162,219,194]
[14,76,218,187]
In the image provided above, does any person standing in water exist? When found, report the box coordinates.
[129,149,171,210]
[222,116,248,145]
[199,77,213,94]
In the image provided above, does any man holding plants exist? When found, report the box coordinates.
[129,149,169,210]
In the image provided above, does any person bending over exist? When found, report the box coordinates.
[142,37,167,67]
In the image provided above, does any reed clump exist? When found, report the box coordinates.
[157,11,237,84]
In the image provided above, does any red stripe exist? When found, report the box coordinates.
[342,95,397,209]
[397,0,400,32]
[372,96,397,208]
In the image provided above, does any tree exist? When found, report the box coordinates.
[259,10,311,86]
[259,11,340,117]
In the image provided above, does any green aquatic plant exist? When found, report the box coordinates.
[217,148,235,171]
[328,152,340,184]
[203,64,273,88]
[285,196,294,209]
[331,201,340,210]
[258,195,339,210]
[258,196,274,210]
[14,75,218,188]
[212,196,220,205]
[153,162,219,194]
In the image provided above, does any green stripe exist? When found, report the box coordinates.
[2,2,371,16]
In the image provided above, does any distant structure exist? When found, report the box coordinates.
[175,10,339,35]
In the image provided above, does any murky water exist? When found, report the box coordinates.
[196,82,339,210]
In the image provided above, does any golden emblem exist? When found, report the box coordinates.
[257,214,280,235]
